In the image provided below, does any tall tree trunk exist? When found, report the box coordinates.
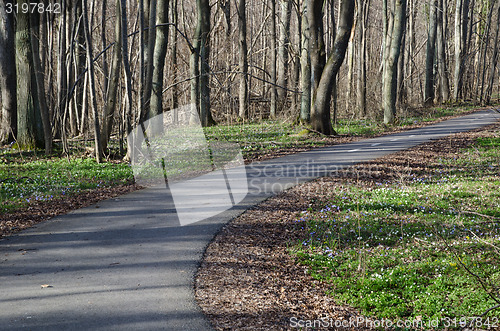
[16,0,39,149]
[478,0,495,104]
[454,0,469,101]
[310,0,355,135]
[485,0,500,104]
[436,0,450,102]
[120,0,135,161]
[190,8,201,122]
[171,0,179,122]
[199,0,214,126]
[82,0,103,163]
[356,0,369,117]
[424,0,438,106]
[149,0,170,135]
[30,13,52,154]
[237,0,249,119]
[0,1,17,143]
[102,0,123,151]
[309,0,326,94]
[345,4,357,112]
[382,0,406,124]
[142,0,158,122]
[300,0,311,123]
[291,1,302,116]
[270,0,278,118]
[277,0,292,109]
[56,2,68,152]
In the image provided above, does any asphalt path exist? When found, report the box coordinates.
[0,109,499,330]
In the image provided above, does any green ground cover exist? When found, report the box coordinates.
[291,134,500,325]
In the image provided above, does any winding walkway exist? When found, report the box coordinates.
[0,110,499,330]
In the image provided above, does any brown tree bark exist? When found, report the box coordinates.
[149,0,170,135]
[382,0,406,124]
[102,0,123,151]
[310,0,355,135]
[82,0,103,163]
[0,1,17,143]
[237,0,249,119]
[424,0,438,106]
[30,13,52,154]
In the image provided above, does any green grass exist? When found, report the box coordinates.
[291,134,500,325]
[0,154,133,213]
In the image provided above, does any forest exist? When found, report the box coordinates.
[0,0,499,161]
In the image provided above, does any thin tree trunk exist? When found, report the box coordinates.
[436,0,450,102]
[291,1,302,116]
[300,0,311,123]
[30,13,52,154]
[356,0,369,117]
[454,0,469,101]
[237,0,249,119]
[120,0,135,161]
[199,0,214,126]
[190,9,201,122]
[270,0,278,118]
[149,0,169,134]
[345,4,357,112]
[0,1,17,143]
[382,0,406,124]
[101,0,109,99]
[309,0,326,94]
[57,2,68,151]
[16,0,39,149]
[277,0,292,108]
[485,0,500,104]
[171,0,179,122]
[478,0,495,104]
[142,0,157,122]
[310,0,355,135]
[102,0,123,151]
[82,0,103,163]
[424,0,438,106]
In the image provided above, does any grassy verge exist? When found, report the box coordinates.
[291,134,500,324]
[0,152,133,214]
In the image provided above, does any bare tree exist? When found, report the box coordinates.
[356,0,370,117]
[30,13,52,154]
[453,0,470,101]
[0,0,17,143]
[270,0,278,118]
[299,0,311,123]
[102,0,123,151]
[149,0,170,134]
[120,0,135,161]
[16,0,40,149]
[82,0,103,162]
[277,0,292,109]
[436,0,450,102]
[485,0,500,104]
[310,0,355,135]
[424,0,438,106]
[237,0,249,119]
[382,0,406,124]
[191,0,214,126]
